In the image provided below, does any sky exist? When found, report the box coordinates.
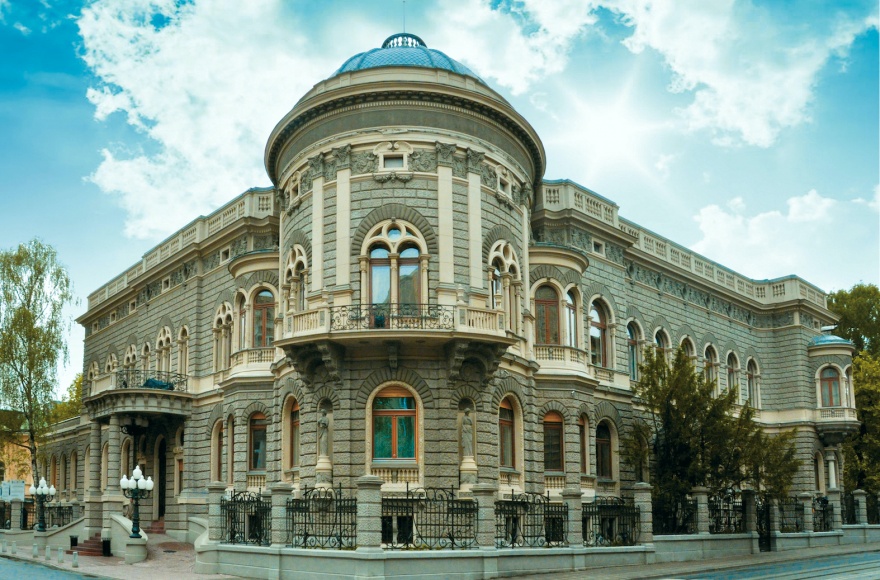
[0,0,877,397]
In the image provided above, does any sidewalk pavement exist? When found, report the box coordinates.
[3,536,879,580]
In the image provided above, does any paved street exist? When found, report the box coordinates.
[680,551,880,579]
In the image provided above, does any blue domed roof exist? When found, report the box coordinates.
[333,33,483,83]
[809,334,853,347]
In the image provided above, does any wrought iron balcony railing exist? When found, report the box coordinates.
[114,369,189,392]
[329,303,455,331]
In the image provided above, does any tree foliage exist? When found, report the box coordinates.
[624,345,799,501]
[0,239,74,481]
[50,373,82,424]
[843,352,880,494]
[827,283,880,357]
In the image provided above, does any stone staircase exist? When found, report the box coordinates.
[142,518,165,535]
[68,533,103,557]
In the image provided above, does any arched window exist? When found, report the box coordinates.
[726,353,739,395]
[820,367,841,407]
[579,416,589,474]
[535,286,560,345]
[704,346,718,391]
[681,337,696,359]
[87,361,99,382]
[627,322,641,381]
[101,443,109,491]
[487,241,522,334]
[543,412,564,472]
[105,353,118,374]
[226,416,235,485]
[210,420,223,482]
[285,246,309,313]
[84,445,91,492]
[123,345,137,369]
[156,327,173,373]
[249,413,267,470]
[361,221,429,316]
[747,360,760,406]
[213,303,233,372]
[846,366,853,407]
[589,303,608,366]
[50,456,57,488]
[287,399,300,470]
[121,439,131,477]
[372,387,417,460]
[654,329,669,351]
[253,290,275,347]
[141,343,151,373]
[69,452,77,492]
[596,423,612,479]
[499,397,515,469]
[177,327,189,376]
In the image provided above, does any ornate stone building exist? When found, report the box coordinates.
[45,33,856,543]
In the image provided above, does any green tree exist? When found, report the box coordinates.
[49,373,82,424]
[624,345,799,504]
[827,283,880,357]
[0,239,74,482]
[843,352,880,494]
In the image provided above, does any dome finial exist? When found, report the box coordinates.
[382,32,426,49]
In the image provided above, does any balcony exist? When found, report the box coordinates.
[84,369,192,421]
[533,345,618,384]
[115,369,188,392]
[279,303,514,350]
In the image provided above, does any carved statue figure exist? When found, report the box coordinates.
[461,408,474,458]
[318,409,330,457]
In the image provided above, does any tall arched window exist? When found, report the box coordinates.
[249,413,267,471]
[285,246,309,313]
[820,367,841,407]
[846,366,853,407]
[565,291,578,348]
[596,423,612,479]
[654,329,669,351]
[141,343,151,373]
[499,397,516,469]
[543,412,564,472]
[704,346,718,391]
[579,416,589,475]
[726,353,739,395]
[226,416,235,485]
[105,353,118,374]
[253,290,275,347]
[535,286,560,345]
[283,398,300,472]
[210,420,223,482]
[177,327,189,375]
[487,241,522,334]
[747,360,760,406]
[361,221,429,316]
[627,322,641,380]
[372,387,417,460]
[213,303,233,372]
[156,327,173,373]
[123,345,137,369]
[681,337,696,359]
[69,452,77,492]
[589,303,608,366]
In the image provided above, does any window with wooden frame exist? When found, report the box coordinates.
[290,400,300,468]
[372,387,416,460]
[820,367,841,407]
[726,353,739,394]
[499,398,515,469]
[565,291,578,348]
[535,286,560,345]
[596,423,612,479]
[249,413,267,470]
[704,346,718,389]
[627,322,640,380]
[747,360,759,405]
[253,290,275,347]
[543,412,564,472]
[579,416,588,474]
[590,303,608,366]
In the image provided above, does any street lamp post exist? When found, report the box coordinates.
[120,466,154,539]
[28,477,56,532]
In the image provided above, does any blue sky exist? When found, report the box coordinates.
[0,0,877,395]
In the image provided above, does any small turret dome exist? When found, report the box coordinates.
[332,33,483,83]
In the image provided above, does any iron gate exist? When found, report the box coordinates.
[756,498,771,552]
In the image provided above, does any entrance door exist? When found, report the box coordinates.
[158,438,167,518]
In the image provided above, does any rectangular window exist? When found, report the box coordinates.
[543,422,563,472]
[597,439,611,479]
[372,396,416,460]
[384,155,404,169]
[250,419,267,470]
[579,423,587,474]
[499,408,514,468]
[290,410,300,467]
[398,263,419,305]
[373,416,393,459]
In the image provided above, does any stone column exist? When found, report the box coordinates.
[472,484,497,550]
[562,487,583,547]
[207,482,227,542]
[826,451,838,489]
[10,499,21,531]
[355,475,383,551]
[85,421,102,537]
[853,489,868,525]
[827,488,843,530]
[634,482,653,544]
[798,492,814,532]
[742,489,756,533]
[107,415,120,492]
[270,482,290,547]
[692,486,710,534]
[769,498,780,534]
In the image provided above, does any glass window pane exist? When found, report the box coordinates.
[372,264,391,304]
[371,247,390,259]
[374,397,415,410]
[251,428,266,470]
[373,416,393,458]
[254,312,264,347]
[544,424,562,471]
[500,423,514,467]
[397,416,415,459]
[399,246,419,258]
[399,263,419,304]
[265,311,274,346]
[387,228,402,241]
[255,290,273,305]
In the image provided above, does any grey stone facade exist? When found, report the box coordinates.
[42,34,856,542]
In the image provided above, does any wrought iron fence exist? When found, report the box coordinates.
[115,369,188,392]
[381,486,477,549]
[652,494,696,535]
[582,497,640,547]
[286,486,356,549]
[494,491,568,548]
[867,492,879,525]
[0,502,10,529]
[813,496,832,532]
[20,500,34,530]
[220,490,271,546]
[778,497,803,533]
[329,304,455,331]
[45,504,73,528]
[708,493,744,534]
[842,491,859,525]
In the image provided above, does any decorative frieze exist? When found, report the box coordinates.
[480,163,497,188]
[435,142,456,167]
[332,144,351,170]
[409,149,437,173]
[351,151,379,174]
[466,149,484,174]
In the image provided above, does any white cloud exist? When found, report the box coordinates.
[690,190,867,289]
[854,184,880,212]
[13,21,30,35]
[78,0,346,239]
